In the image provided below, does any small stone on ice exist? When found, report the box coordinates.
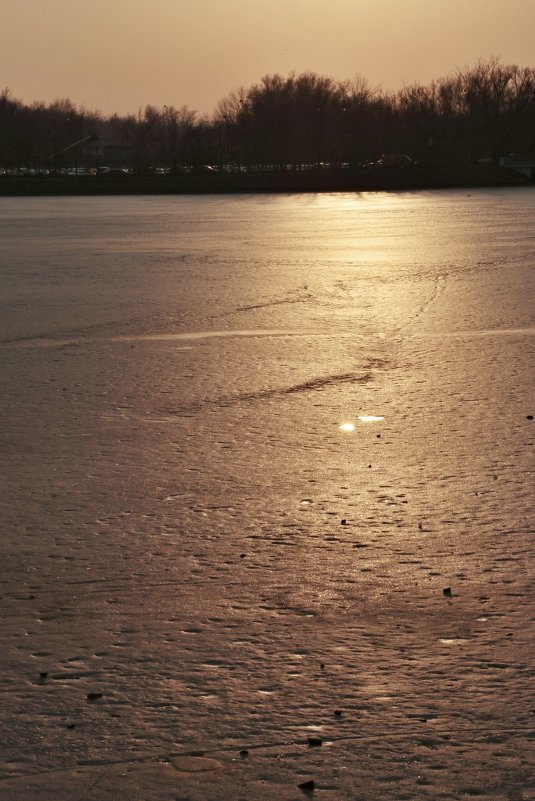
[443,587,452,597]
[334,710,342,717]
[239,749,249,757]
[527,415,534,420]
[340,518,347,525]
[307,737,322,747]
[86,692,103,702]
[298,779,315,793]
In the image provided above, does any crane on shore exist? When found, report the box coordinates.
[48,134,95,165]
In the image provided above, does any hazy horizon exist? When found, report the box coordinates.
[4,0,535,117]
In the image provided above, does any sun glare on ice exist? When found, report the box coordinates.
[339,416,384,431]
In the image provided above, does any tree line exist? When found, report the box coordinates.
[2,58,535,172]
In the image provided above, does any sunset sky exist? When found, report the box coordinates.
[4,0,535,116]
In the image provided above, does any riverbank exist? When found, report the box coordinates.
[0,165,530,196]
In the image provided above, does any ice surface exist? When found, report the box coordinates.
[0,189,534,799]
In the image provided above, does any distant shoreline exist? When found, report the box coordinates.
[0,166,531,197]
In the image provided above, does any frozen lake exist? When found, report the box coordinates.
[1,189,534,799]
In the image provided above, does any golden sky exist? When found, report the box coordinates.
[4,0,535,116]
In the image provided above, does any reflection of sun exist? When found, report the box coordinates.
[339,423,355,431]
[314,192,408,214]
[339,416,385,431]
